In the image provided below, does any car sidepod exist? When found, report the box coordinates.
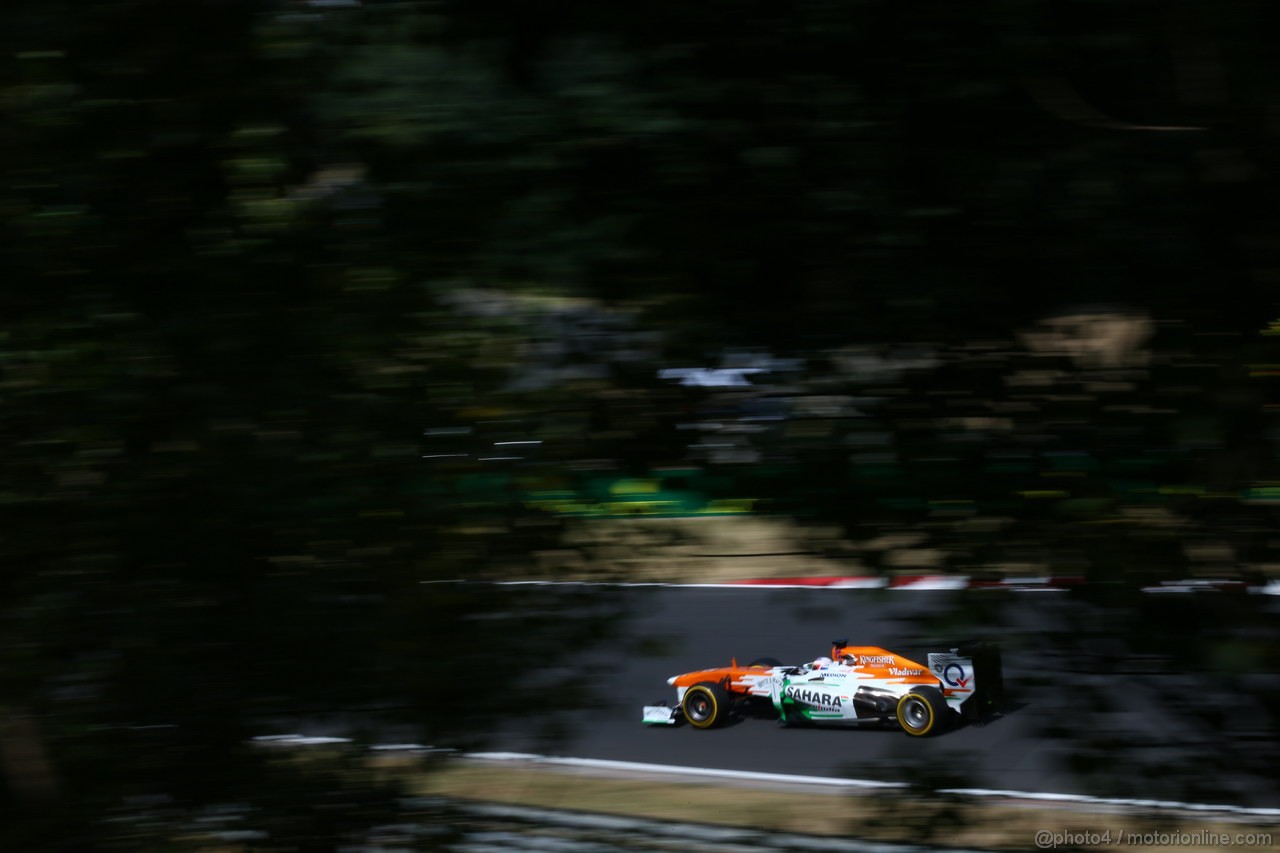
[773,674,861,724]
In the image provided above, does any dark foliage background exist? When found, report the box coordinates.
[2,0,1279,847]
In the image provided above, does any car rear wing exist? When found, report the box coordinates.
[927,641,1004,721]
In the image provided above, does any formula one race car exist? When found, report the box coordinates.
[642,640,1002,736]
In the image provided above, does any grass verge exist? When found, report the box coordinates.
[391,757,1278,852]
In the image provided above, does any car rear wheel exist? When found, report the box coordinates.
[896,687,949,737]
[748,657,782,667]
[682,682,730,729]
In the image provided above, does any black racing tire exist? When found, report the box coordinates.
[748,657,783,667]
[896,687,950,737]
[682,682,730,729]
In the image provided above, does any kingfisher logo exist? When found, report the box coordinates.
[857,655,895,666]
[942,663,970,688]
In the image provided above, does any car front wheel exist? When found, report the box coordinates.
[682,682,730,729]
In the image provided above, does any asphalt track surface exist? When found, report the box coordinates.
[479,587,1280,810]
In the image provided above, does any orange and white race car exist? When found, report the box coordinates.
[642,640,1002,736]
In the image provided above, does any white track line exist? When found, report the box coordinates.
[465,752,905,790]
[422,578,1279,593]
[463,752,1280,820]
[426,579,1076,592]
[420,580,888,589]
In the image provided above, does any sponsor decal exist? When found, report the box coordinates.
[942,663,970,688]
[784,686,843,712]
[738,675,779,692]
[857,655,896,665]
[889,667,922,676]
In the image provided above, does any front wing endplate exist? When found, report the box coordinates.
[642,705,678,725]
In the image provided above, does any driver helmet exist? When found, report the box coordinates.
[810,656,832,670]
